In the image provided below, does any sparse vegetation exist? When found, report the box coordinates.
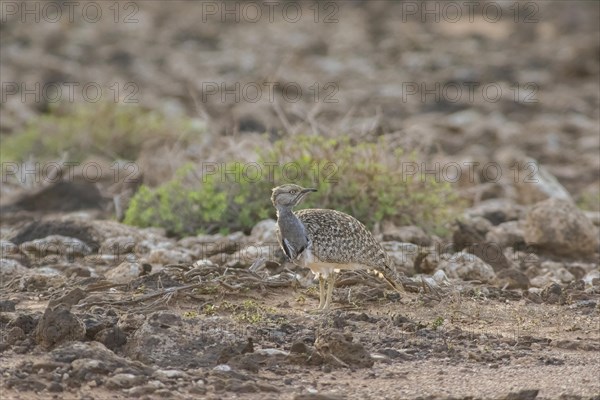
[577,191,600,212]
[182,310,199,319]
[261,135,465,235]
[431,316,445,330]
[0,102,201,163]
[202,304,217,316]
[201,300,274,324]
[124,134,464,237]
[232,300,273,324]
[124,163,229,236]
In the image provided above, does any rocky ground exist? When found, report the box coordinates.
[0,199,598,399]
[1,1,600,399]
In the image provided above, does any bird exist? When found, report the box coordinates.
[271,183,403,310]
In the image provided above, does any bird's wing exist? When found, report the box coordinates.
[276,225,305,261]
[275,226,290,259]
[282,238,295,260]
[282,236,310,261]
[295,208,390,269]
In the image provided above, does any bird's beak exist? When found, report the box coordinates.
[295,187,317,203]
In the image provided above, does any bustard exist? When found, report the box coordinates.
[271,184,403,310]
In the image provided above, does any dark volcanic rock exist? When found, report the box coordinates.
[3,181,107,213]
[314,330,374,368]
[10,218,143,253]
[35,305,86,349]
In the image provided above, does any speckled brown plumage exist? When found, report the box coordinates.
[295,208,392,273]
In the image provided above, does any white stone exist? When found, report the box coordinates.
[437,251,496,283]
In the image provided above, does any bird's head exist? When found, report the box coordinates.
[271,184,317,209]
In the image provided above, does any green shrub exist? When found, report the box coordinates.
[259,135,462,235]
[1,102,200,163]
[124,164,228,236]
[577,191,600,212]
[124,135,464,237]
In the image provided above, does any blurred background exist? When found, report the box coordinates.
[2,3,600,397]
[1,0,599,237]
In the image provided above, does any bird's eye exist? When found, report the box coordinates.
[290,190,297,195]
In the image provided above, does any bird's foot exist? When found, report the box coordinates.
[305,303,330,314]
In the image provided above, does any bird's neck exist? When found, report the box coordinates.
[276,205,295,219]
[276,206,304,233]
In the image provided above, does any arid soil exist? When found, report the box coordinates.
[1,1,599,400]
[0,279,599,400]
[0,212,598,400]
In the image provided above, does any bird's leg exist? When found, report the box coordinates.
[323,273,335,310]
[318,275,326,310]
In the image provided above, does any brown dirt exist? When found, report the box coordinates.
[1,273,599,400]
